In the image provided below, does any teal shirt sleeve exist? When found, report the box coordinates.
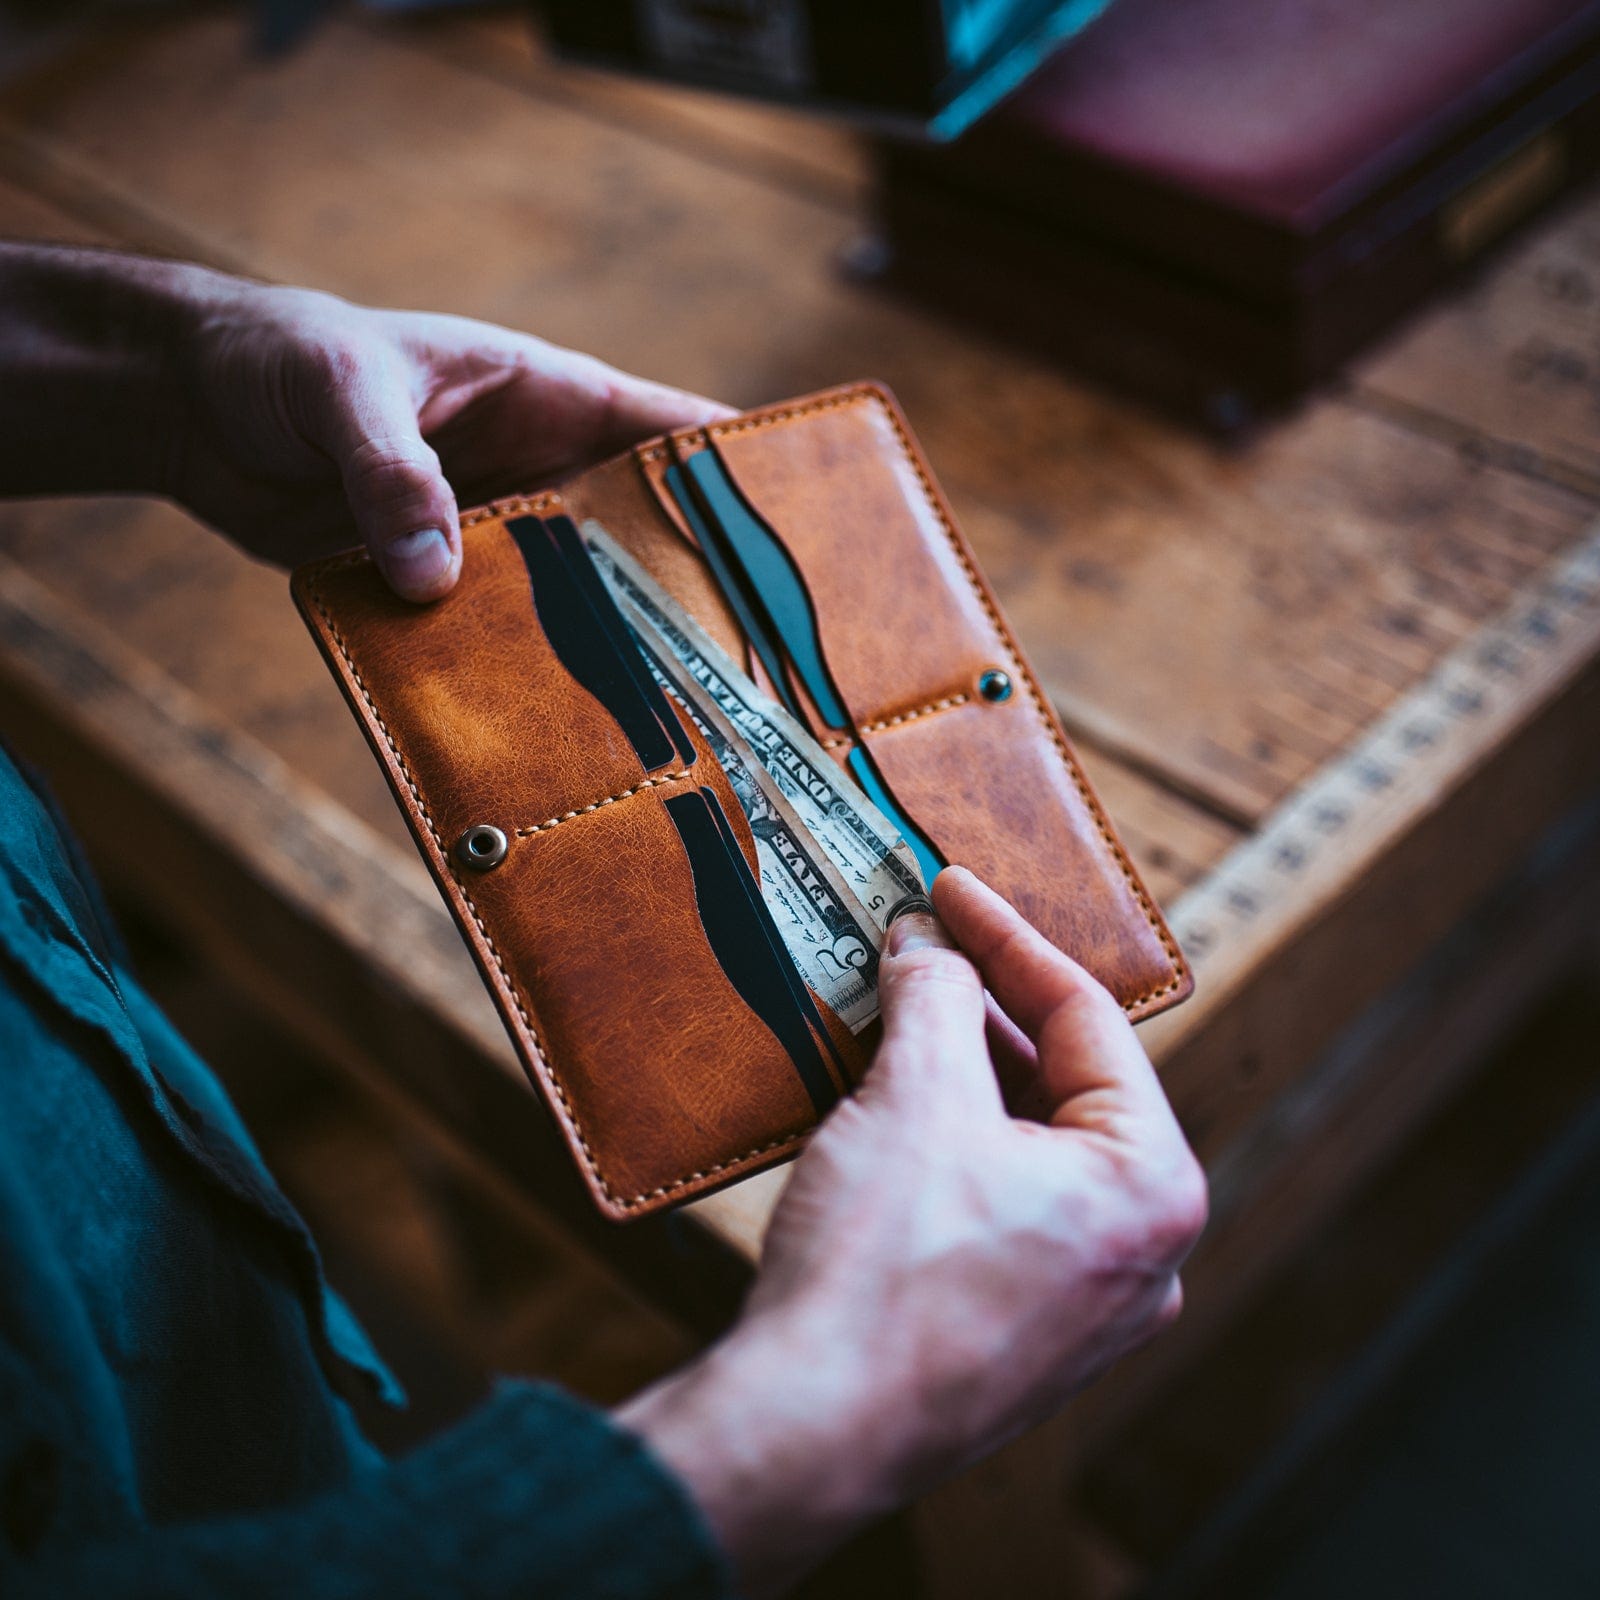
[10,1384,728,1600]
[0,743,734,1599]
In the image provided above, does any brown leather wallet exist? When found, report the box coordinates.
[293,381,1191,1220]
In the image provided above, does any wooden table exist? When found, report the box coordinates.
[2,13,1598,1592]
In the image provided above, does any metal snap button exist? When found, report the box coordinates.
[978,669,1013,703]
[454,825,508,871]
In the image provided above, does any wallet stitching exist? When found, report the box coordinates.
[304,557,810,1210]
[459,488,564,527]
[510,770,695,836]
[709,387,1189,1012]
[858,692,970,736]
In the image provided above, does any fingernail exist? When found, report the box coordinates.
[887,905,956,956]
[381,527,451,598]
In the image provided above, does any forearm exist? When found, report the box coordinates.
[11,1382,729,1600]
[0,242,238,498]
[617,1309,912,1598]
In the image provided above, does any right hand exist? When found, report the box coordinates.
[620,865,1206,1595]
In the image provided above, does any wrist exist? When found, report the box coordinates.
[617,1300,909,1596]
[0,243,243,498]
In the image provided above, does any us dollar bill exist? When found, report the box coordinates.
[638,638,880,1031]
[583,522,927,928]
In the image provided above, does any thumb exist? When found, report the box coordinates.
[868,905,1000,1117]
[324,365,462,602]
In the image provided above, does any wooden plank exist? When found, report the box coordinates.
[381,12,871,209]
[1146,523,1600,1157]
[913,783,1600,1600]
[1355,186,1600,493]
[7,15,1598,829]
[0,494,416,855]
[993,400,1599,823]
[0,168,106,242]
[1087,971,1600,1584]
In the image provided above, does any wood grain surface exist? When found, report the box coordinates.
[1,13,1598,1595]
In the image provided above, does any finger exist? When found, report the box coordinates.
[598,367,737,440]
[985,995,1047,1118]
[932,866,1172,1129]
[933,865,1096,1039]
[868,906,1001,1115]
[319,350,462,602]
[1157,1277,1185,1331]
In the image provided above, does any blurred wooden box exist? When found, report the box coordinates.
[537,0,1114,138]
[874,0,1600,427]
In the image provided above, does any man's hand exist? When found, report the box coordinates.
[0,244,727,600]
[172,281,729,600]
[620,866,1207,1596]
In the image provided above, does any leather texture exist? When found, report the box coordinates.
[293,382,1191,1219]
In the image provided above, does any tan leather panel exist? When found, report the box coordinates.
[464,784,823,1214]
[864,700,1187,1018]
[299,514,648,841]
[635,441,700,550]
[708,390,1003,732]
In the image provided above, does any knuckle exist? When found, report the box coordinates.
[1038,974,1125,1047]
[885,948,981,1001]
[306,331,368,393]
[1089,1148,1207,1277]
[1138,1152,1209,1263]
[1154,1279,1185,1332]
[345,438,440,509]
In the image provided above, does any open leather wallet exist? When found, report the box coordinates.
[292,382,1191,1220]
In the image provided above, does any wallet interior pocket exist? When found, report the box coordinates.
[662,386,1190,1019]
[453,773,851,1213]
[295,512,864,1216]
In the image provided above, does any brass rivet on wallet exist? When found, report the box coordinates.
[455,825,508,871]
[978,669,1013,703]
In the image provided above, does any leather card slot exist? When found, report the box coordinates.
[460,784,842,1211]
[709,394,1008,738]
[634,440,700,551]
[543,513,696,768]
[561,447,754,671]
[509,514,690,775]
[677,450,854,732]
[664,445,947,885]
[694,782,854,1091]
[665,786,846,1119]
[294,529,658,847]
[662,458,793,711]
